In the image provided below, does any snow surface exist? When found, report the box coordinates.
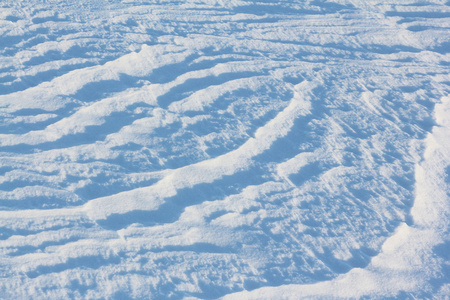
[0,0,449,299]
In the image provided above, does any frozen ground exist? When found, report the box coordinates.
[0,0,449,299]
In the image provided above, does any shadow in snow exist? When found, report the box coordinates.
[96,167,267,230]
[26,254,121,279]
[157,71,263,108]
[140,242,236,255]
[314,246,376,274]
[71,74,143,102]
[386,11,450,19]
[0,28,49,56]
[232,1,354,16]
[0,102,152,154]
[0,194,83,210]
[32,13,67,24]
[8,236,82,257]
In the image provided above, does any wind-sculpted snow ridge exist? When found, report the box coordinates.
[0,0,449,299]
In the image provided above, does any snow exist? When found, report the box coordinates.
[223,95,450,299]
[0,0,449,299]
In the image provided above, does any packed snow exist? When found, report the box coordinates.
[0,0,449,299]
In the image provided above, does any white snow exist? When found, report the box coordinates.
[0,0,449,298]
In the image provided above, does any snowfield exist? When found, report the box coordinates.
[0,0,449,299]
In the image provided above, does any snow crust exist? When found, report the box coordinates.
[0,0,449,298]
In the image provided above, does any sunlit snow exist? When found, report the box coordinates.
[0,0,449,299]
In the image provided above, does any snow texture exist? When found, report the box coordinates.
[0,0,449,299]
